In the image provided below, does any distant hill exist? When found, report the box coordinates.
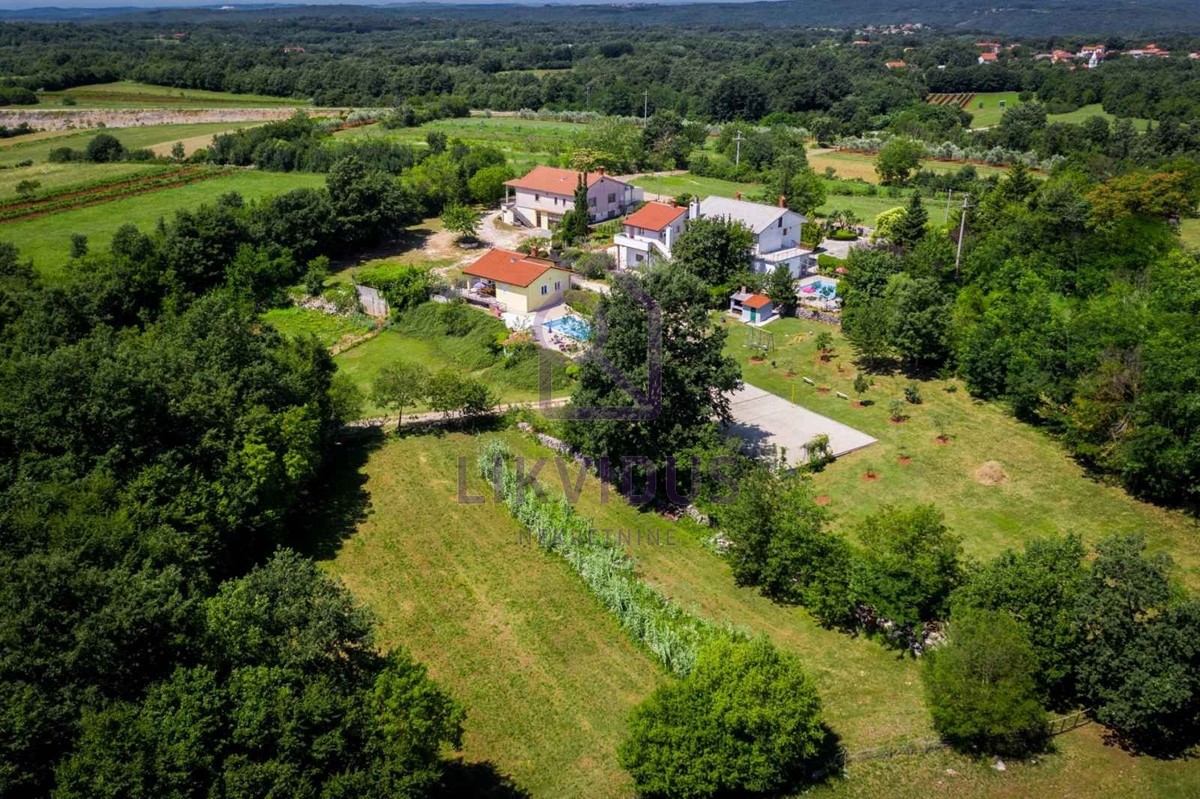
[2,0,1200,35]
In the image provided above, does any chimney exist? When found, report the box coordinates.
[597,166,606,176]
[735,191,742,201]
[778,195,787,208]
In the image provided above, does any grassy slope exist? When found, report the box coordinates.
[331,327,573,417]
[722,317,1200,586]
[37,80,305,108]
[809,149,1012,183]
[336,116,586,172]
[260,306,376,349]
[328,428,1200,798]
[1181,218,1200,250]
[0,161,166,199]
[0,170,325,277]
[959,92,1151,130]
[0,121,268,166]
[318,433,662,798]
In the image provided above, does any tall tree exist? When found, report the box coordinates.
[892,192,929,250]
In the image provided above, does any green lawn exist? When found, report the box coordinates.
[0,161,166,200]
[0,170,325,277]
[332,327,573,417]
[260,306,376,349]
[723,317,1200,587]
[810,149,1012,184]
[1180,218,1200,250]
[37,80,306,109]
[0,121,268,166]
[630,173,763,201]
[336,116,587,172]
[316,433,663,798]
[963,92,1023,128]
[1046,103,1151,130]
[319,427,1200,798]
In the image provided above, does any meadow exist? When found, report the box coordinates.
[260,306,377,350]
[315,433,663,798]
[952,91,1152,130]
[0,170,325,277]
[0,161,165,199]
[336,115,587,172]
[331,325,574,418]
[0,121,266,165]
[36,80,306,109]
[321,423,1200,799]
[722,317,1200,586]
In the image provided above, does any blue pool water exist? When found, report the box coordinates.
[803,279,839,297]
[544,315,593,341]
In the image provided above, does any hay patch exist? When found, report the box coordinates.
[974,461,1008,486]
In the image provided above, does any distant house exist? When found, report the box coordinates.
[692,195,814,278]
[461,248,572,315]
[975,41,1002,54]
[729,291,774,324]
[1051,49,1076,64]
[614,201,688,268]
[884,60,907,69]
[978,52,999,64]
[501,165,642,229]
[283,45,306,54]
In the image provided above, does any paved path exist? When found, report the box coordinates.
[725,383,876,467]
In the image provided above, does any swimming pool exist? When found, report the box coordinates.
[800,277,839,297]
[544,315,593,341]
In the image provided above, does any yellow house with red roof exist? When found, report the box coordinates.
[461,248,573,315]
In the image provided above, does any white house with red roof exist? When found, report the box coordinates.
[501,165,642,229]
[693,195,814,278]
[460,247,572,315]
[613,201,688,268]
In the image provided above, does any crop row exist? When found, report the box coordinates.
[0,167,228,223]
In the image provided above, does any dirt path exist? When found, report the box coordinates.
[340,396,571,435]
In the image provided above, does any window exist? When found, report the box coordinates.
[554,280,561,291]
[535,194,540,202]
[783,228,789,236]
[778,218,783,227]
[541,285,548,296]
[607,192,617,204]
[588,197,597,207]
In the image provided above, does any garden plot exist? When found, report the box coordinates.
[726,383,876,466]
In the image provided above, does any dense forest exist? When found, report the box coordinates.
[4,10,1200,124]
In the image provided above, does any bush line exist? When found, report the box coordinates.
[476,438,729,676]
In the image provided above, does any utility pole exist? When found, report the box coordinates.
[642,90,649,125]
[734,130,745,167]
[585,82,592,110]
[954,198,970,281]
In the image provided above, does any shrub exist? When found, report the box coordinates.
[572,250,613,280]
[619,637,826,799]
[85,133,125,163]
[904,383,922,404]
[923,608,1048,756]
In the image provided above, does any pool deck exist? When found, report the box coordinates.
[725,383,876,467]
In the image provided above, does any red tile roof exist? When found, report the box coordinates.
[623,201,687,231]
[503,165,625,195]
[979,52,998,62]
[462,248,569,288]
[744,293,772,310]
[884,60,907,68]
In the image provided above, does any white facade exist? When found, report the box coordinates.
[692,196,815,278]
[501,167,643,229]
[614,213,686,268]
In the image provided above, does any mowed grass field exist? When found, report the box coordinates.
[336,115,587,172]
[630,172,910,224]
[0,161,167,199]
[261,306,377,350]
[0,121,265,165]
[0,170,325,277]
[723,317,1200,586]
[316,433,664,798]
[332,327,574,417]
[808,149,1013,183]
[323,427,1200,798]
[950,91,1152,131]
[37,80,305,108]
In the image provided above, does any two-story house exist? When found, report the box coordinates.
[613,201,688,268]
[501,165,642,229]
[692,195,814,278]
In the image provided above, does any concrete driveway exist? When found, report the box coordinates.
[725,383,876,468]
